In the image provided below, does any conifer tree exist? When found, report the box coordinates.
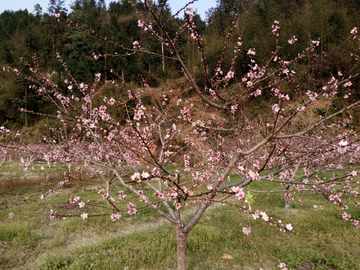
[47,0,68,15]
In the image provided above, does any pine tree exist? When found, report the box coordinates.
[47,0,68,15]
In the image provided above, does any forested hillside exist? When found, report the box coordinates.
[1,0,360,129]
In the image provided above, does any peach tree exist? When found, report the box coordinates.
[2,1,360,269]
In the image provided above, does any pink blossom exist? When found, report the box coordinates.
[247,48,256,55]
[260,211,269,221]
[141,171,150,179]
[247,170,260,180]
[297,106,305,112]
[107,133,114,141]
[306,90,318,102]
[271,88,280,96]
[127,203,137,215]
[338,140,348,154]
[111,213,121,221]
[174,202,181,210]
[344,81,352,87]
[242,226,251,235]
[185,10,193,21]
[278,94,290,100]
[133,41,140,48]
[272,104,280,113]
[49,209,57,220]
[225,70,235,79]
[342,212,351,220]
[84,94,91,103]
[231,186,245,200]
[134,113,141,120]
[253,89,262,97]
[246,81,253,87]
[138,20,144,28]
[282,68,290,75]
[231,103,238,114]
[108,97,115,105]
[131,172,141,181]
[79,201,85,208]
[272,21,280,36]
[288,36,297,44]
[351,27,357,35]
[311,40,320,47]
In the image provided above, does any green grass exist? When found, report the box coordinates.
[36,202,360,270]
[1,165,360,269]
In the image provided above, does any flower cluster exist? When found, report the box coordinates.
[110,213,121,221]
[69,195,80,204]
[272,20,280,36]
[231,186,245,200]
[246,170,260,181]
[127,203,137,215]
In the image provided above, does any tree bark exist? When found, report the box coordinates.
[176,224,188,270]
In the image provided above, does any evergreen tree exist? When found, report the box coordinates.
[34,4,43,18]
[47,0,68,15]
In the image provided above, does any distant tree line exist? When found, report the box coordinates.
[1,0,359,128]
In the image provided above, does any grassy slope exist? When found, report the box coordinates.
[0,165,360,270]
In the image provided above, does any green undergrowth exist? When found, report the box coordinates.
[1,166,360,269]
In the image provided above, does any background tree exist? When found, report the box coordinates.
[34,3,43,18]
[47,0,68,15]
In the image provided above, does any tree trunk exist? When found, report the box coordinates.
[24,85,28,127]
[176,224,188,270]
[161,33,165,73]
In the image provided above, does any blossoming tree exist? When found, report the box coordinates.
[3,1,360,269]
